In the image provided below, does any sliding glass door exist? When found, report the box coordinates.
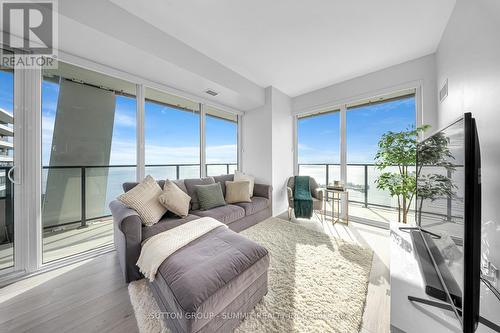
[0,63,15,271]
[41,61,137,263]
[0,56,241,280]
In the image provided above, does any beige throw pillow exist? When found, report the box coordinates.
[234,170,255,197]
[118,175,166,227]
[225,181,251,204]
[159,180,191,217]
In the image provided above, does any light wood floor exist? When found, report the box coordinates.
[0,212,389,333]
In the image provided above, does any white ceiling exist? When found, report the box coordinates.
[111,0,456,98]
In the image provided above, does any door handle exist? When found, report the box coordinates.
[7,166,20,185]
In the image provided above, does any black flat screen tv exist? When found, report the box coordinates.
[415,112,481,333]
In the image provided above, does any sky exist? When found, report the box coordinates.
[1,69,413,168]
[298,96,416,164]
[0,70,13,122]
[38,79,238,166]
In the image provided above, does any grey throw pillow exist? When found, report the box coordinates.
[195,183,226,210]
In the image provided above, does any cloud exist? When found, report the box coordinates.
[297,143,311,151]
[206,144,237,164]
[114,113,136,127]
[108,140,237,165]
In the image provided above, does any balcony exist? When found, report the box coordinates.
[0,163,237,269]
[298,163,417,226]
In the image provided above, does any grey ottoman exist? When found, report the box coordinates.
[149,226,269,333]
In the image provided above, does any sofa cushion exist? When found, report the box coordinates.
[142,214,200,241]
[118,175,166,227]
[184,177,215,210]
[191,204,245,225]
[234,196,269,216]
[213,174,234,196]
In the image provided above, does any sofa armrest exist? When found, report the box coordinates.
[287,186,293,200]
[109,200,143,282]
[253,183,272,199]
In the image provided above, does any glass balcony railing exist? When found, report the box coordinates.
[298,163,399,208]
[41,163,237,230]
[298,163,456,224]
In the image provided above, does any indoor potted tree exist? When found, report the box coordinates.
[375,125,456,224]
[374,125,427,224]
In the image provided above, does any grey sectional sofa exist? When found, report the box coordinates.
[110,174,272,282]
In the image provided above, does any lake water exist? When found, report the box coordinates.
[40,163,461,225]
[298,164,464,219]
[41,165,236,223]
[299,164,400,208]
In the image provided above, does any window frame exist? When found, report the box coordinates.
[293,86,422,222]
[0,53,243,282]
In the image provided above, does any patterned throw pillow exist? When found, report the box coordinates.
[225,181,251,203]
[195,183,226,210]
[234,170,255,197]
[159,180,191,217]
[118,175,167,227]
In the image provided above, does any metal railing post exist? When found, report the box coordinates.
[325,164,329,186]
[226,164,229,175]
[79,166,88,229]
[176,165,180,180]
[446,168,452,221]
[364,164,368,208]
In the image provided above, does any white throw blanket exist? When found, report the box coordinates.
[137,217,227,281]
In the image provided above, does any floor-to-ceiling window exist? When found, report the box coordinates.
[41,61,137,263]
[346,93,416,223]
[144,88,200,179]
[205,106,238,176]
[0,63,14,270]
[297,109,340,186]
[296,90,417,225]
[0,57,240,279]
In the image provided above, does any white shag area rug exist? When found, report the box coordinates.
[128,217,373,333]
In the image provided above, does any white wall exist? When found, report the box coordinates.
[271,88,294,215]
[436,0,500,276]
[242,87,273,185]
[292,55,438,130]
[242,87,293,215]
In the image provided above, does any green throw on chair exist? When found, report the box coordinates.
[293,176,313,218]
[287,176,323,220]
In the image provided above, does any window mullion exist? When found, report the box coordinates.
[200,103,206,178]
[340,104,347,219]
[136,84,145,181]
